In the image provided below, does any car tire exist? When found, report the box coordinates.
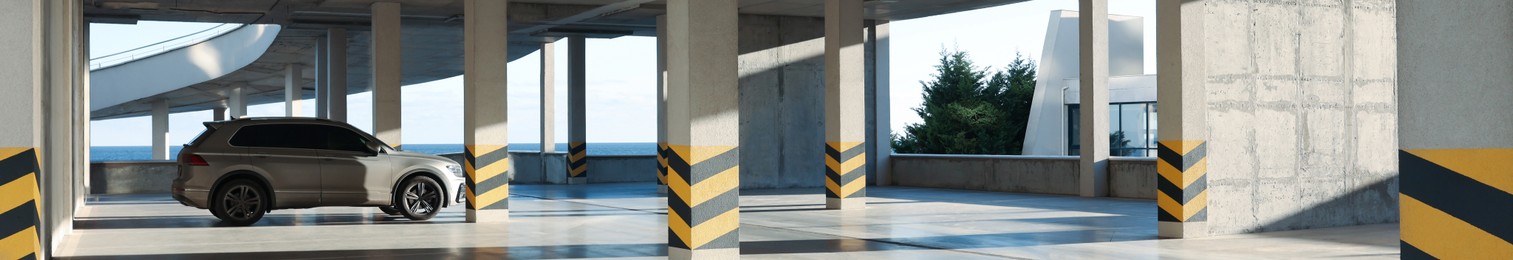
[397,176,443,221]
[378,206,402,216]
[212,179,267,226]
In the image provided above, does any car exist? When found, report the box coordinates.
[171,117,468,226]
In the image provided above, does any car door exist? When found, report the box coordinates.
[231,124,324,208]
[315,125,393,206]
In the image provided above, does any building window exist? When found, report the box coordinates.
[1066,102,1157,157]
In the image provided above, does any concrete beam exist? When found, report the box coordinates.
[825,0,867,210]
[1154,0,1207,238]
[284,63,303,117]
[151,100,169,160]
[1077,0,1109,198]
[327,28,348,122]
[227,83,247,118]
[666,0,741,258]
[371,2,402,146]
[463,0,511,223]
[567,36,588,184]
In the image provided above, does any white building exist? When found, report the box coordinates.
[1021,10,1157,156]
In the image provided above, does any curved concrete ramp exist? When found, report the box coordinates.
[90,24,280,116]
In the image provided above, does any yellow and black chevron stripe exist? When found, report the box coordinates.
[464,144,509,210]
[568,142,587,178]
[1157,140,1206,223]
[0,148,42,260]
[666,145,739,251]
[1400,148,1513,259]
[825,141,865,199]
[657,143,669,186]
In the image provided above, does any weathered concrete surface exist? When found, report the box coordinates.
[1198,0,1398,235]
[442,153,655,184]
[1108,157,1156,199]
[737,14,828,189]
[891,154,1154,199]
[89,161,177,194]
[583,155,658,183]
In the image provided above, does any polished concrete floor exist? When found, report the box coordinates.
[57,183,1400,259]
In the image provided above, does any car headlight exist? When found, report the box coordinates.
[447,164,465,177]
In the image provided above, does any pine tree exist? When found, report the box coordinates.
[893,50,1038,155]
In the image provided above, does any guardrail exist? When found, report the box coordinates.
[88,23,244,70]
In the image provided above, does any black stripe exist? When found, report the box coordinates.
[841,162,866,185]
[475,169,510,192]
[689,148,737,184]
[569,143,587,153]
[698,228,740,250]
[825,144,841,161]
[825,166,843,199]
[480,198,509,210]
[462,172,477,210]
[0,201,38,240]
[1157,208,1180,222]
[1400,240,1434,260]
[668,149,691,186]
[570,157,588,168]
[1157,142,1205,172]
[0,149,40,185]
[1157,173,1206,205]
[472,146,509,167]
[840,143,866,163]
[20,253,36,260]
[463,149,477,172]
[1401,150,1513,243]
[690,189,739,227]
[668,228,690,250]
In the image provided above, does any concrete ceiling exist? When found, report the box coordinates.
[85,0,1028,119]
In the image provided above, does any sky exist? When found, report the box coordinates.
[89,0,1155,147]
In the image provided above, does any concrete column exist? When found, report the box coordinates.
[1155,0,1207,238]
[462,0,511,223]
[327,28,349,122]
[655,15,669,195]
[666,0,740,258]
[566,36,588,184]
[213,106,227,121]
[371,2,403,146]
[540,41,556,176]
[151,100,170,160]
[825,0,867,210]
[227,83,247,118]
[316,34,330,119]
[1398,1,1512,256]
[284,63,303,117]
[0,1,69,257]
[868,21,891,186]
[1078,0,1109,198]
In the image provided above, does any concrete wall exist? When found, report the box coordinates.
[890,154,1153,199]
[737,14,828,189]
[1198,0,1398,235]
[89,161,177,194]
[442,152,656,184]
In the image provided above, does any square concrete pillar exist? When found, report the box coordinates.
[285,63,303,117]
[316,34,329,119]
[656,15,669,195]
[567,36,588,185]
[151,100,170,160]
[825,0,867,210]
[227,82,248,118]
[666,0,741,258]
[864,21,891,187]
[539,41,557,184]
[213,107,227,121]
[371,2,403,146]
[1078,0,1109,198]
[327,28,349,122]
[463,0,510,223]
[1155,0,1208,238]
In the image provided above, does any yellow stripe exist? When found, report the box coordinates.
[828,141,864,153]
[0,148,27,162]
[825,176,841,195]
[667,165,691,206]
[839,153,866,175]
[570,164,587,176]
[1159,140,1203,155]
[690,208,740,249]
[1156,157,1207,188]
[670,145,736,165]
[1156,190,1207,221]
[840,174,865,198]
[465,186,477,204]
[825,154,841,172]
[0,226,39,260]
[691,166,738,206]
[1401,194,1513,259]
[667,207,692,248]
[475,161,510,181]
[475,185,510,208]
[0,173,37,214]
[468,144,507,158]
[1404,148,1513,195]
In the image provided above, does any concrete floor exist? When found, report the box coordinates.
[57,183,1400,259]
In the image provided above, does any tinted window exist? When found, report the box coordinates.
[229,124,320,149]
[316,125,372,152]
[186,125,218,147]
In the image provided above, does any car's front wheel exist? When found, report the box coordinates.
[212,179,266,226]
[397,177,443,220]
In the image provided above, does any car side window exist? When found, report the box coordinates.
[318,125,372,153]
[229,124,320,149]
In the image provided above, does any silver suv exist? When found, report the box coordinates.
[171,117,467,226]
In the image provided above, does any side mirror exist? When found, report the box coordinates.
[366,144,383,156]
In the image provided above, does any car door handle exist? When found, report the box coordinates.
[253,155,270,159]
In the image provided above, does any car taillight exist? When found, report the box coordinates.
[185,154,209,166]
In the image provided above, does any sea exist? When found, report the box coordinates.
[90,143,657,162]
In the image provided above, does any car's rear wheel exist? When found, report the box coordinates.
[212,179,266,226]
[398,177,443,220]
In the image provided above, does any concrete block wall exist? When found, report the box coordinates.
[737,14,830,189]
[1199,0,1398,235]
[890,154,1155,199]
[89,161,178,194]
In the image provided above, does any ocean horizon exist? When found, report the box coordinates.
[91,142,657,162]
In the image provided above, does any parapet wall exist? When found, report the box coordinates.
[890,154,1156,199]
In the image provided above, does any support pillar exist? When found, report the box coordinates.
[462,0,511,223]
[540,41,556,178]
[566,36,588,184]
[213,106,227,121]
[825,0,866,210]
[1078,0,1109,197]
[227,83,247,118]
[371,2,403,146]
[316,33,330,119]
[666,0,741,258]
[656,15,669,194]
[328,28,349,122]
[865,21,891,186]
[151,100,170,160]
[1155,0,1208,238]
[284,63,303,117]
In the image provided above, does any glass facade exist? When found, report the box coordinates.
[1066,102,1157,157]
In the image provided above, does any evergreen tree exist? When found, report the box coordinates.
[893,50,1037,155]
